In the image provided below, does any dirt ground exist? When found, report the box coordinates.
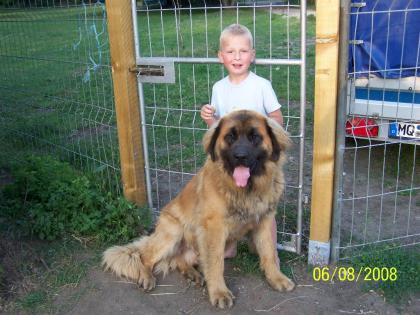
[50,259,419,315]
[0,233,419,315]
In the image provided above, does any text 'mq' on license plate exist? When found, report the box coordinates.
[389,122,420,140]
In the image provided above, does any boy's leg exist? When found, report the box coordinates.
[224,241,237,258]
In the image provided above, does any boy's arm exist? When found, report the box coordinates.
[268,109,284,126]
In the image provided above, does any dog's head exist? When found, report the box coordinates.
[203,110,291,188]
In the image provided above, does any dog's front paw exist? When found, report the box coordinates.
[138,271,156,291]
[209,287,235,309]
[267,274,295,292]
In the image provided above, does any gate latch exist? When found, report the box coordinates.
[130,59,175,84]
[139,65,165,77]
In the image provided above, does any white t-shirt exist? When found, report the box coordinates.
[211,71,281,118]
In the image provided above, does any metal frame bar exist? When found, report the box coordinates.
[331,0,351,263]
[131,0,153,209]
[296,0,307,256]
[137,56,302,66]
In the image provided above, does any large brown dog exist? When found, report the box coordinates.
[103,110,295,308]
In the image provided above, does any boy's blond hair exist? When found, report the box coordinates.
[219,24,254,50]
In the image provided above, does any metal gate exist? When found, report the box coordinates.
[332,0,420,261]
[131,0,307,254]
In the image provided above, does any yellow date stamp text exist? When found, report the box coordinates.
[312,266,397,282]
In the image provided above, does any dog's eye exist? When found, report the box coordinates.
[249,133,262,145]
[225,132,236,145]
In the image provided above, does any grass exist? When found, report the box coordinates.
[17,291,48,310]
[0,4,118,191]
[347,244,420,304]
[0,5,315,178]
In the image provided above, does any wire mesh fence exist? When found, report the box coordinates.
[1,0,417,261]
[333,0,420,260]
[134,0,311,252]
[0,0,121,194]
[0,0,314,254]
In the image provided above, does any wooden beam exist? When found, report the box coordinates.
[106,1,147,205]
[309,0,340,261]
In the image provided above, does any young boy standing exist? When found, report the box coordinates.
[200,24,284,266]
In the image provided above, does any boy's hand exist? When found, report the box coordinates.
[200,104,217,127]
[201,104,215,120]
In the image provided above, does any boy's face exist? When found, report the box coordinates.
[218,35,255,78]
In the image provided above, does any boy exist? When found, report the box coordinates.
[200,24,284,266]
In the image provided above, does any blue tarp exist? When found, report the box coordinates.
[349,0,420,79]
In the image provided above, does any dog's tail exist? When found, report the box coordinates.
[102,237,150,282]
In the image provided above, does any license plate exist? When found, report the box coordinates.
[389,122,420,140]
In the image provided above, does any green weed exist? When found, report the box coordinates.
[0,155,151,243]
[17,290,48,310]
[231,242,262,275]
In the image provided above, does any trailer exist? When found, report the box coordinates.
[346,0,420,143]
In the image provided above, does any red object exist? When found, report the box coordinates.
[346,117,379,138]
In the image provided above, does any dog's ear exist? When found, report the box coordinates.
[265,118,291,161]
[203,119,222,161]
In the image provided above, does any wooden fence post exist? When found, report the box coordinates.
[106,1,147,205]
[308,0,340,265]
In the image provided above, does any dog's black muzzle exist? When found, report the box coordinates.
[231,142,256,168]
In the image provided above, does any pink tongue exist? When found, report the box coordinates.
[233,166,250,187]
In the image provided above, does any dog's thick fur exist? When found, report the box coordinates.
[103,110,295,308]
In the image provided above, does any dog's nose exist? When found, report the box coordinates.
[234,149,248,163]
